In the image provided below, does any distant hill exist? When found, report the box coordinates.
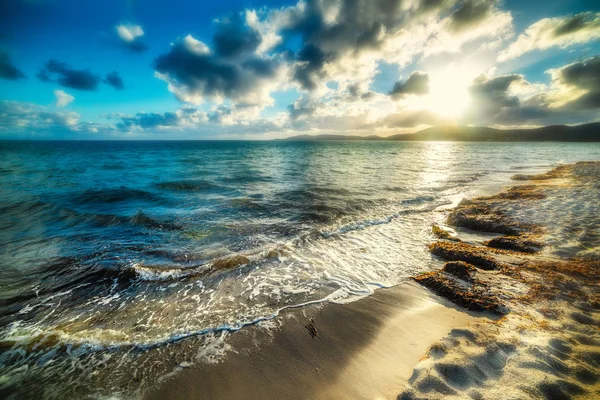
[281,122,600,142]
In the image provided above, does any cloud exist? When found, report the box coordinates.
[153,32,287,108]
[54,89,74,107]
[389,71,429,98]
[116,24,143,42]
[104,71,124,90]
[117,107,208,131]
[116,23,148,53]
[548,56,600,109]
[38,59,100,90]
[426,0,513,56]
[152,0,514,113]
[448,0,495,33]
[499,12,600,61]
[0,51,26,80]
[0,100,80,136]
[213,13,262,59]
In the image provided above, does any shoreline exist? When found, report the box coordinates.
[146,161,600,400]
[147,281,490,400]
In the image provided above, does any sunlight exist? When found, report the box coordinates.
[426,66,477,118]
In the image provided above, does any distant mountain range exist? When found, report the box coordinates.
[281,122,600,142]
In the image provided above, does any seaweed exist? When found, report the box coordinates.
[304,318,318,339]
[484,236,543,253]
[428,241,507,271]
[432,225,461,242]
[443,261,476,282]
[414,272,505,315]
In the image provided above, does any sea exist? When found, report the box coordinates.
[1,140,599,398]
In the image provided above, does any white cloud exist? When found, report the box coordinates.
[54,89,74,108]
[116,23,144,43]
[499,12,600,61]
[182,34,210,55]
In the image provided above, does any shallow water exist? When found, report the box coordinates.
[1,140,599,398]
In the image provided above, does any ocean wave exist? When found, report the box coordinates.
[0,281,372,354]
[129,210,182,230]
[130,263,205,281]
[322,198,452,237]
[72,187,161,204]
[155,180,224,191]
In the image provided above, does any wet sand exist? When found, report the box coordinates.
[147,282,486,400]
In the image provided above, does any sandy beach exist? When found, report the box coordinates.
[146,161,600,400]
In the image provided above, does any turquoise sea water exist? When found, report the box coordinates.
[1,140,600,398]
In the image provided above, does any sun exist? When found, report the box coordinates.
[426,66,477,118]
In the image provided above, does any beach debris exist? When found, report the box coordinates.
[413,271,506,315]
[304,318,318,339]
[432,225,461,242]
[428,241,507,271]
[496,185,547,200]
[403,162,600,400]
[447,187,545,235]
[484,235,543,253]
[447,203,523,235]
[511,164,571,181]
[443,261,476,282]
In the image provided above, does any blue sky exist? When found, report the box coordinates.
[1,0,600,139]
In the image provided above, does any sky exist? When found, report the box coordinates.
[1,0,600,139]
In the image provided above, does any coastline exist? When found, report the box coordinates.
[146,161,600,400]
[147,281,489,400]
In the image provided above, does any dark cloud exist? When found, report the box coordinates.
[420,0,449,13]
[38,59,100,91]
[294,44,331,90]
[554,56,600,109]
[118,112,179,130]
[213,14,261,59]
[286,0,411,90]
[448,0,493,32]
[154,35,281,105]
[389,71,429,98]
[466,74,534,124]
[469,73,521,107]
[104,71,124,90]
[0,51,25,80]
[554,12,594,37]
[464,74,569,125]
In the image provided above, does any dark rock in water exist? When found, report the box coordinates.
[443,261,476,282]
[212,255,250,271]
[429,241,505,271]
[485,236,543,253]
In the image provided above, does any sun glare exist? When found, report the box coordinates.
[426,66,477,118]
